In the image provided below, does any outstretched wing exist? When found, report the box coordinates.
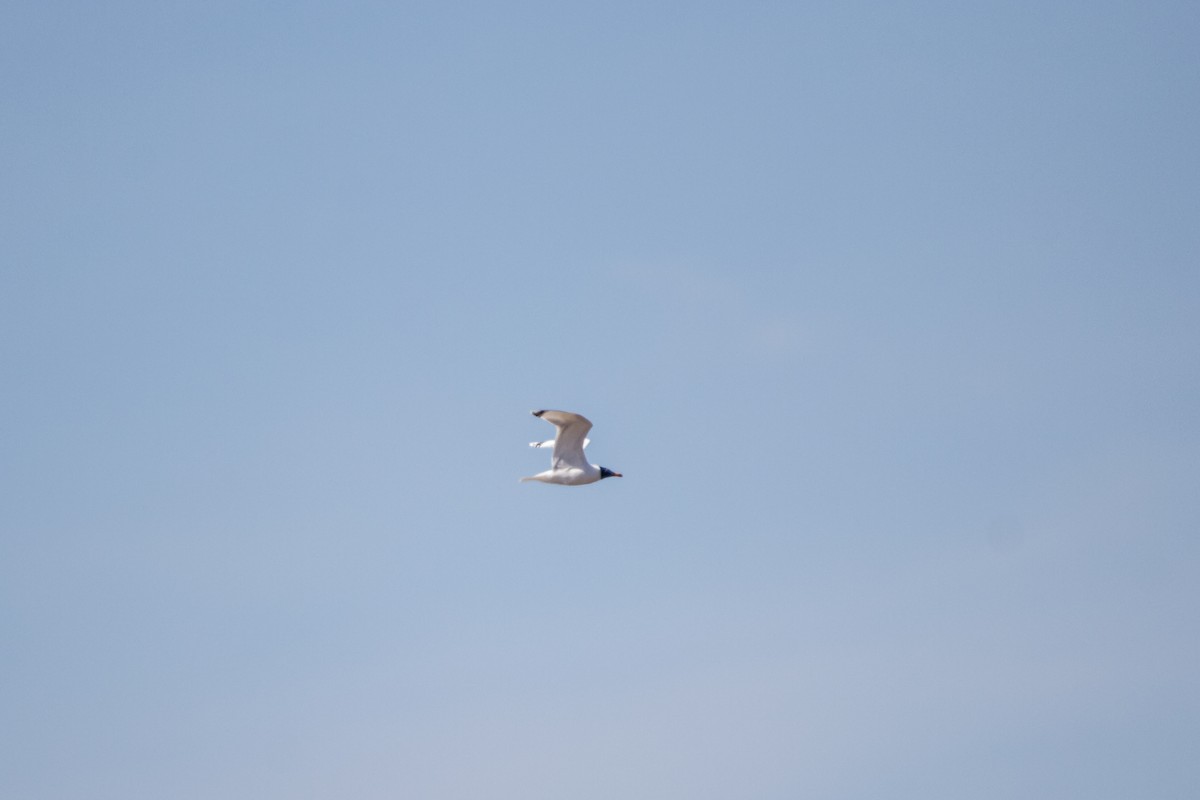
[532,409,593,470]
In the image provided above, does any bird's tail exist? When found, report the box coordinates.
[530,438,588,449]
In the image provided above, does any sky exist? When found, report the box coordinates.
[2,2,1198,798]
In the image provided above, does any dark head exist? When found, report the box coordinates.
[599,466,623,479]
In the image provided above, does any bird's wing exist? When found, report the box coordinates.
[530,438,589,450]
[532,409,593,470]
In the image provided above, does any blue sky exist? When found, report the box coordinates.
[2,2,1198,798]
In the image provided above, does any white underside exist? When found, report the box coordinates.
[520,464,602,485]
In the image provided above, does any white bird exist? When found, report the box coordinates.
[520,409,623,486]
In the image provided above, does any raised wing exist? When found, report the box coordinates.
[532,409,593,470]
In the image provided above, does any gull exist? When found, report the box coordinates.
[520,409,623,486]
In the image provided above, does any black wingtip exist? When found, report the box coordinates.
[531,409,546,417]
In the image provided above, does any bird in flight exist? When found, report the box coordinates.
[520,409,623,486]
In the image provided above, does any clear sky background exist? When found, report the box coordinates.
[2,2,1198,798]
